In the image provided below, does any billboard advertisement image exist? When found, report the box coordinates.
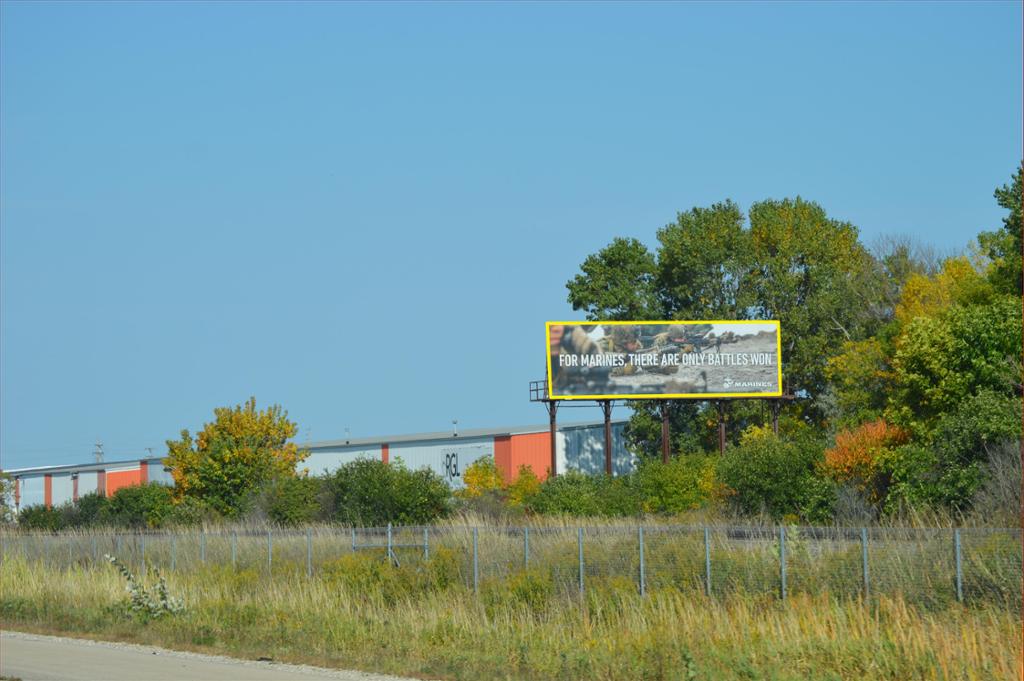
[546,321,782,400]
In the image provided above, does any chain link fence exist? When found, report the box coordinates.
[2,525,1019,611]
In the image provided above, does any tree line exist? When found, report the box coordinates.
[5,166,1021,529]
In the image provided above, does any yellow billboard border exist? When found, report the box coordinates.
[545,320,784,400]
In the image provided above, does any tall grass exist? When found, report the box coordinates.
[1,554,1019,680]
[3,516,1019,612]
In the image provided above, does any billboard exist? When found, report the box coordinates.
[546,320,782,399]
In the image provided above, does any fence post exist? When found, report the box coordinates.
[638,527,646,596]
[387,524,393,564]
[140,533,146,567]
[231,532,237,568]
[200,530,206,564]
[351,528,356,552]
[423,527,429,561]
[472,527,479,594]
[954,529,963,603]
[704,527,711,597]
[578,527,585,596]
[267,529,273,573]
[306,528,313,578]
[115,534,122,560]
[170,536,176,571]
[92,537,98,565]
[523,527,529,569]
[861,528,869,597]
[779,526,787,601]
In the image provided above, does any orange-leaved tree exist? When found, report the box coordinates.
[823,419,908,505]
[164,397,308,517]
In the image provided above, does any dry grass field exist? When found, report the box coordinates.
[1,516,1020,680]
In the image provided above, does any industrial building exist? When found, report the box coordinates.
[5,458,174,512]
[3,420,631,512]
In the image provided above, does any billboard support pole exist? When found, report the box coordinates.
[717,401,727,456]
[602,400,613,476]
[660,401,670,464]
[546,400,558,478]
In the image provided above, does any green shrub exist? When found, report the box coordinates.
[507,465,542,507]
[165,496,220,526]
[17,504,65,531]
[106,483,174,528]
[322,459,450,526]
[526,459,715,518]
[259,475,322,526]
[635,456,715,514]
[525,471,604,516]
[717,430,834,521]
[59,492,110,528]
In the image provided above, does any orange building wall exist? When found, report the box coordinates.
[44,475,52,508]
[508,432,553,481]
[105,469,142,497]
[494,436,513,481]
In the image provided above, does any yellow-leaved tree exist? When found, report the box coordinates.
[164,397,308,517]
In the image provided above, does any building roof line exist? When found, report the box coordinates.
[3,457,165,476]
[301,419,627,450]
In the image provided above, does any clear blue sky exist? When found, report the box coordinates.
[2,1,1021,469]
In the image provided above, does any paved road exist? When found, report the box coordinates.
[0,631,415,681]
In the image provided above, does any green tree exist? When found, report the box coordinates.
[566,237,659,320]
[744,198,877,407]
[888,297,1021,433]
[566,197,881,444]
[164,397,308,517]
[978,163,1023,296]
[824,337,893,430]
[656,201,750,319]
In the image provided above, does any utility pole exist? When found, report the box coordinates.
[93,441,104,464]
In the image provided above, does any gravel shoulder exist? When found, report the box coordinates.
[0,630,417,681]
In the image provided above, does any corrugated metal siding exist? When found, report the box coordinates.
[493,436,513,481]
[389,437,493,489]
[18,476,44,509]
[105,468,141,496]
[559,423,635,476]
[303,446,383,476]
[510,432,552,480]
[77,471,100,497]
[50,473,74,507]
[145,462,174,485]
